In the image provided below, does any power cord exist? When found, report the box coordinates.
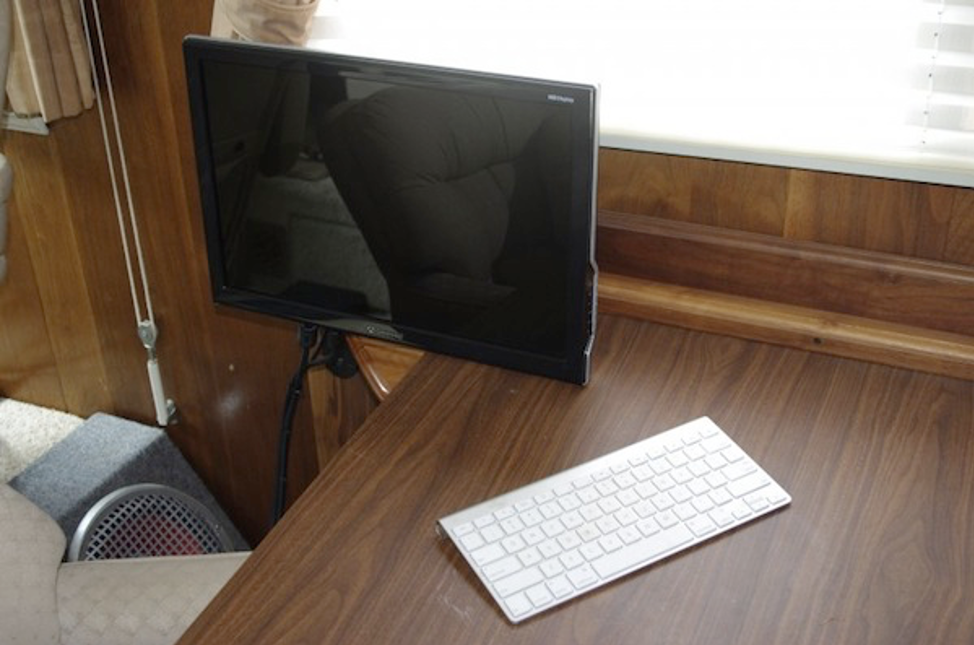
[270,324,358,528]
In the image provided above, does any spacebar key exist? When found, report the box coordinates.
[592,524,694,579]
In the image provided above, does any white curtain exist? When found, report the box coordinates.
[5,0,93,123]
[211,0,321,45]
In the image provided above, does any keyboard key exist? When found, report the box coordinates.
[617,488,640,507]
[745,494,771,512]
[599,534,624,553]
[567,564,599,589]
[723,460,758,481]
[561,510,584,530]
[636,518,659,537]
[481,525,504,543]
[460,532,485,551]
[595,516,621,535]
[501,517,525,535]
[540,502,562,519]
[474,514,495,528]
[547,575,574,598]
[577,523,600,542]
[709,488,732,507]
[494,566,544,597]
[591,524,694,579]
[471,542,505,565]
[540,559,564,578]
[557,531,582,551]
[577,486,600,504]
[534,491,555,504]
[522,527,546,545]
[722,446,746,463]
[655,510,679,529]
[598,496,622,514]
[727,472,771,498]
[579,504,602,522]
[558,494,582,512]
[495,506,516,521]
[572,475,593,489]
[483,555,522,581]
[709,506,735,528]
[669,485,692,504]
[614,508,638,526]
[453,523,475,537]
[526,583,554,608]
[559,549,584,569]
[542,520,565,538]
[618,526,642,545]
[518,547,543,567]
[505,593,533,617]
[538,539,562,559]
[579,542,604,561]
[686,515,716,537]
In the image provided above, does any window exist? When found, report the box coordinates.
[310,0,974,187]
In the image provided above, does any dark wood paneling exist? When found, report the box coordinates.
[0,173,64,407]
[3,118,113,413]
[598,210,974,337]
[0,1,321,544]
[599,148,790,236]
[599,149,974,267]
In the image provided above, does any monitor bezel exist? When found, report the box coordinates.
[183,36,598,384]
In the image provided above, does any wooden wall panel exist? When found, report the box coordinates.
[2,119,113,414]
[599,148,974,268]
[0,0,321,544]
[599,148,790,236]
[0,180,64,408]
[89,0,322,541]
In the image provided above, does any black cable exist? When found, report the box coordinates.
[270,323,319,527]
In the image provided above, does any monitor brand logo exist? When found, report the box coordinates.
[547,94,575,104]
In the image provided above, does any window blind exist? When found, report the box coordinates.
[914,0,974,158]
[309,0,974,187]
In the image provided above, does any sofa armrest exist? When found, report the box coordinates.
[56,552,249,645]
[0,483,66,644]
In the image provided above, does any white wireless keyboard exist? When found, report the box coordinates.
[437,417,791,623]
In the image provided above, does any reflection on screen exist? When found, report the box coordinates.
[204,60,573,358]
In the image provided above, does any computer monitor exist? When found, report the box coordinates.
[183,36,598,384]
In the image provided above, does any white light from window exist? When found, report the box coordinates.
[311,0,974,186]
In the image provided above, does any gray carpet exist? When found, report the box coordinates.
[10,412,248,552]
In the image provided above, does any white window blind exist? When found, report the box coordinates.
[309,0,974,187]
[915,0,974,157]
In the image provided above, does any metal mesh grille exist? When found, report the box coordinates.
[71,485,232,561]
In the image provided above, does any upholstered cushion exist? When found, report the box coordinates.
[56,552,248,645]
[0,483,66,644]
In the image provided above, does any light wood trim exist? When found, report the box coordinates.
[599,273,974,380]
[346,336,425,402]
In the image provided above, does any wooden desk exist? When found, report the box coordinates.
[180,315,974,645]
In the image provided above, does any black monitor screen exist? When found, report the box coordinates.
[184,37,598,383]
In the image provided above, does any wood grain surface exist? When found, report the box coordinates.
[179,315,974,645]
[598,210,974,338]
